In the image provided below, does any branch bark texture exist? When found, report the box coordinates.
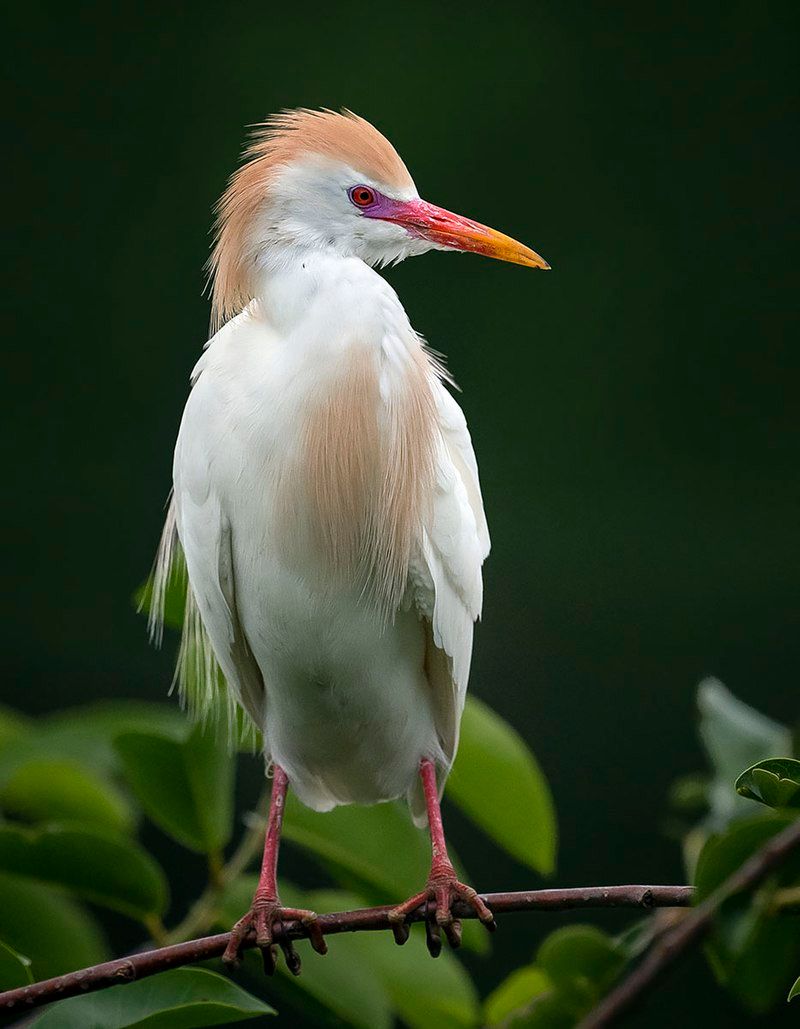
[0,884,692,1014]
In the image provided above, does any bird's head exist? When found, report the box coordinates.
[210,108,548,328]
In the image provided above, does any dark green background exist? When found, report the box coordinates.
[5,2,799,1025]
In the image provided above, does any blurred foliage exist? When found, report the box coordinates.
[31,968,275,1028]
[0,585,796,1026]
[0,675,798,1026]
[0,686,555,1026]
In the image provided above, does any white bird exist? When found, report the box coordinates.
[151,108,548,971]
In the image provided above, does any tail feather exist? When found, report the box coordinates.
[149,497,258,750]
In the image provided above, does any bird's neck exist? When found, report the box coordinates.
[253,246,357,337]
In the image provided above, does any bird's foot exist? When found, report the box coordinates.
[387,863,496,956]
[222,895,327,975]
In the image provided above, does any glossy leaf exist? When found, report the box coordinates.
[30,967,274,1028]
[0,938,33,989]
[282,790,486,952]
[447,696,557,875]
[282,795,431,899]
[0,823,168,921]
[484,965,552,1025]
[223,881,478,1029]
[508,992,576,1028]
[695,814,800,1013]
[789,975,800,1002]
[695,814,798,899]
[115,723,234,854]
[735,758,800,810]
[343,899,480,1029]
[0,758,134,833]
[0,702,188,784]
[697,679,792,827]
[537,925,625,1012]
[221,879,392,1029]
[0,871,108,979]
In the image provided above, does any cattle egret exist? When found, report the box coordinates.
[150,109,548,972]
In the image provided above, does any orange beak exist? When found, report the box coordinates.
[385,198,550,270]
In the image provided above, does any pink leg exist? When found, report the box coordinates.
[388,758,496,955]
[223,766,327,975]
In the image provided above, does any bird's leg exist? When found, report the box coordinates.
[222,765,327,975]
[388,758,496,956]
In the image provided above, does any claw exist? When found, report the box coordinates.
[301,912,328,955]
[260,943,278,976]
[390,867,494,956]
[390,920,410,945]
[222,899,326,974]
[424,902,442,958]
[443,918,462,949]
[280,938,302,976]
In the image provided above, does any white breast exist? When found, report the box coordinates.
[168,253,488,818]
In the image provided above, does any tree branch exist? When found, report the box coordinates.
[0,884,692,1014]
[580,818,800,1028]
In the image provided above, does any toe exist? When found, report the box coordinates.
[434,884,453,927]
[456,883,497,931]
[260,943,278,976]
[424,898,442,958]
[442,917,463,949]
[390,920,410,946]
[280,938,302,976]
[222,915,250,967]
[301,914,328,956]
[254,907,274,950]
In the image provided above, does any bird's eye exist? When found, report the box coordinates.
[349,185,376,208]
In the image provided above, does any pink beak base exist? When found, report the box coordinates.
[381,198,549,270]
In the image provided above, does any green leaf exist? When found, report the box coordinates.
[0,871,108,979]
[0,823,168,921]
[697,679,792,827]
[695,813,800,1013]
[115,723,234,854]
[224,881,478,1029]
[30,967,274,1028]
[281,792,486,953]
[0,758,134,833]
[695,813,799,899]
[447,696,557,875]
[282,794,430,899]
[735,758,800,810]
[484,965,552,1025]
[509,992,576,1028]
[0,938,33,989]
[789,975,800,1002]
[220,879,391,1029]
[341,899,480,1029]
[0,705,32,752]
[537,925,625,1012]
[668,774,710,814]
[0,703,188,785]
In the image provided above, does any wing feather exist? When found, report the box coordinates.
[414,380,490,769]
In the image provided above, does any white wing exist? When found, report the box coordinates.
[151,318,266,737]
[414,378,490,769]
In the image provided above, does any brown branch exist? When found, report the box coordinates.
[580,818,800,1028]
[0,884,692,1014]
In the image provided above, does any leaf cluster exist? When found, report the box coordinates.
[0,682,556,1027]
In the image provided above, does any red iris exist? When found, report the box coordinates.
[349,185,376,208]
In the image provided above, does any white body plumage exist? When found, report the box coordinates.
[152,110,545,826]
[168,251,487,820]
